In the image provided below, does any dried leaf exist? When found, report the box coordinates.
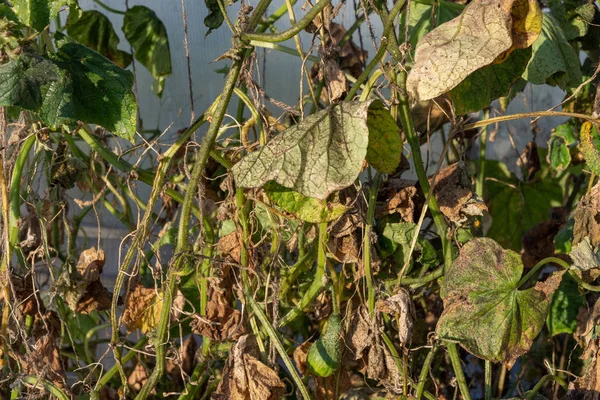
[430,163,487,226]
[128,363,150,392]
[377,181,418,222]
[521,207,568,268]
[407,0,513,101]
[212,335,286,400]
[344,306,403,392]
[75,279,113,314]
[122,284,181,334]
[191,285,247,341]
[570,237,600,271]
[376,290,415,345]
[166,335,197,382]
[574,182,600,247]
[76,247,105,282]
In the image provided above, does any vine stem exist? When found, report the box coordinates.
[242,0,332,43]
[525,374,567,400]
[279,221,328,327]
[415,344,437,399]
[484,359,492,400]
[463,111,600,131]
[364,172,381,314]
[476,108,489,198]
[447,342,472,400]
[135,0,274,396]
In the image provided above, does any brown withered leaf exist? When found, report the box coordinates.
[122,284,182,334]
[212,335,286,400]
[77,247,105,282]
[9,312,66,388]
[166,335,198,383]
[566,297,600,398]
[377,180,419,222]
[128,363,150,393]
[9,274,41,316]
[574,182,600,247]
[191,285,247,341]
[430,163,487,226]
[521,207,568,268]
[376,290,415,346]
[76,280,113,314]
[517,141,541,181]
[344,306,403,393]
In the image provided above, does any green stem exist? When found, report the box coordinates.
[176,361,212,400]
[95,337,148,389]
[517,257,570,288]
[484,359,492,400]
[447,342,471,400]
[415,344,437,399]
[9,135,36,253]
[279,248,317,298]
[364,172,381,314]
[21,376,70,400]
[279,222,328,328]
[247,295,312,399]
[525,374,567,400]
[385,266,444,288]
[476,109,489,198]
[242,0,332,43]
[345,0,406,101]
[91,0,126,14]
[135,1,274,395]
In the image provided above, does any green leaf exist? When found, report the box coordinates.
[547,136,571,171]
[484,160,564,250]
[0,4,20,23]
[67,10,132,68]
[546,273,584,336]
[0,36,137,141]
[553,120,578,145]
[561,4,596,40]
[233,100,398,200]
[522,13,582,90]
[379,221,417,268]
[204,0,224,35]
[10,0,72,31]
[554,218,574,255]
[405,0,462,49]
[122,6,171,97]
[437,238,563,367]
[365,101,402,174]
[449,48,532,114]
[263,181,348,223]
[307,314,342,377]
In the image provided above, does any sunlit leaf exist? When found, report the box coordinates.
[233,100,400,199]
[407,0,513,101]
[67,10,132,68]
[365,101,402,174]
[522,13,582,90]
[263,182,348,223]
[0,35,137,141]
[547,136,571,171]
[437,238,563,367]
[10,0,72,31]
[122,6,171,97]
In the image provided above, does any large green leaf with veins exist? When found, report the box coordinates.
[437,238,563,367]
[67,10,132,68]
[522,13,582,90]
[0,34,137,141]
[233,100,400,199]
[10,0,72,31]
[122,6,171,97]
